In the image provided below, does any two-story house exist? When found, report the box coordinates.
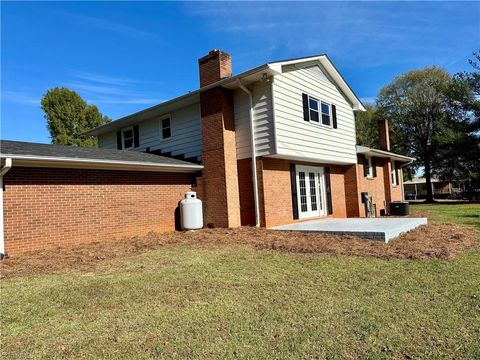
[87,50,412,228]
[0,50,412,257]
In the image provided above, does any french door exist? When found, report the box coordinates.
[296,166,327,219]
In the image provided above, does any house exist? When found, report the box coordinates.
[0,50,413,257]
[404,177,459,200]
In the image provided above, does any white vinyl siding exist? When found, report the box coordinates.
[234,80,275,159]
[98,103,202,161]
[98,131,117,149]
[272,64,357,164]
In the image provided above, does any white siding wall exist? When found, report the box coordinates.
[272,64,358,164]
[98,103,202,160]
[234,80,275,159]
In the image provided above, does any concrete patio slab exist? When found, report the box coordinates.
[271,217,428,243]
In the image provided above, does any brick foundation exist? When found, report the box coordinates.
[3,167,193,257]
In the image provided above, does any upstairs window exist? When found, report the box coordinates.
[121,127,134,150]
[308,96,319,123]
[321,102,331,126]
[302,94,336,128]
[161,117,172,140]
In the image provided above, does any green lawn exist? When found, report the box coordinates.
[410,202,480,229]
[1,204,479,359]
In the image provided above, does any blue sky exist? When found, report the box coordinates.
[1,1,479,143]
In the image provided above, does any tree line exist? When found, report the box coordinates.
[356,51,479,202]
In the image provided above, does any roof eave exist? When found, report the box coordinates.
[2,154,204,173]
[356,146,415,163]
[85,64,277,137]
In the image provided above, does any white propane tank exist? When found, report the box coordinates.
[180,191,203,230]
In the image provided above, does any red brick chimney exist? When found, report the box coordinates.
[198,49,232,87]
[378,119,390,151]
[198,50,240,228]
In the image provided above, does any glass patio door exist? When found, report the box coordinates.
[296,166,327,219]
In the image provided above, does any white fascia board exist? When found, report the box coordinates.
[356,147,414,163]
[318,57,366,112]
[2,155,203,173]
[270,55,366,112]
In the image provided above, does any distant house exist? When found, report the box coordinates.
[1,50,413,257]
[404,177,458,200]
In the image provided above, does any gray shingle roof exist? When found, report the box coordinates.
[0,140,202,169]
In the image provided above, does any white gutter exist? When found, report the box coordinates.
[0,158,12,259]
[1,154,203,173]
[236,79,260,227]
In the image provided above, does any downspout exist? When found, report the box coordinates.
[0,158,12,259]
[236,79,260,227]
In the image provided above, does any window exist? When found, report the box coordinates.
[161,117,172,140]
[392,161,398,186]
[304,94,332,127]
[121,127,134,150]
[321,102,331,126]
[367,157,374,177]
[364,156,376,178]
[308,97,319,123]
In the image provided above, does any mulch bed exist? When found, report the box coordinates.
[1,223,478,279]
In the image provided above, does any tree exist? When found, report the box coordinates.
[437,51,480,198]
[41,87,111,147]
[377,67,461,202]
[355,103,379,148]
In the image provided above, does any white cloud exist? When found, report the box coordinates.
[67,70,161,107]
[65,13,160,41]
[1,91,40,106]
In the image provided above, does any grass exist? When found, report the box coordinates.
[1,204,479,359]
[410,202,480,229]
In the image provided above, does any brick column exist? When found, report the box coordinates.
[199,87,241,228]
[344,164,361,217]
[198,49,240,228]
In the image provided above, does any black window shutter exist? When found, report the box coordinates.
[302,93,309,122]
[289,164,299,220]
[116,131,122,150]
[325,167,333,215]
[372,157,377,177]
[363,157,369,177]
[332,104,337,129]
[133,125,140,148]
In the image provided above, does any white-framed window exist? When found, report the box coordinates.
[121,126,134,150]
[321,101,331,126]
[160,116,172,140]
[391,161,398,186]
[366,157,374,178]
[306,94,331,127]
[308,96,320,123]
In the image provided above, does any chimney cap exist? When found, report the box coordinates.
[198,49,231,64]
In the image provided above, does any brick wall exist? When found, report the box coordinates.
[3,167,193,257]
[344,164,361,217]
[356,155,405,216]
[258,158,348,228]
